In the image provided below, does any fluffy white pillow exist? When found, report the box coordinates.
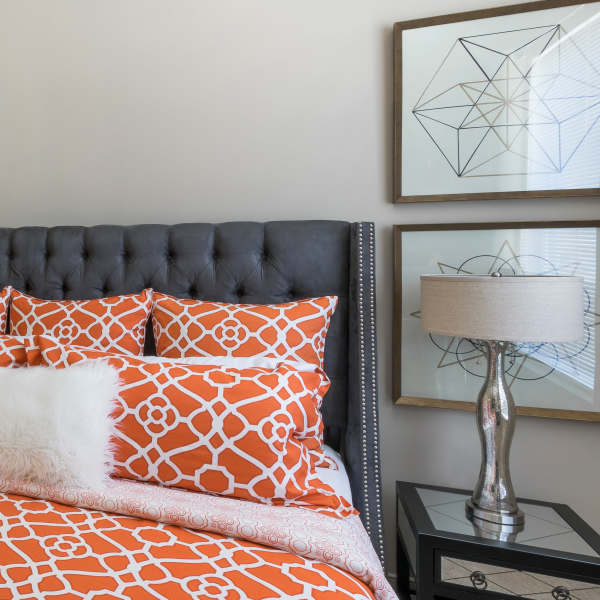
[0,362,119,489]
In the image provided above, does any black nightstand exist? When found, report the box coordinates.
[396,481,600,600]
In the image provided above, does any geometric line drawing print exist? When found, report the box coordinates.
[413,24,600,177]
[410,239,599,387]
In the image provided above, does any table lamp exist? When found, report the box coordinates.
[420,274,584,529]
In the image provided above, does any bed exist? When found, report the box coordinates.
[0,220,392,599]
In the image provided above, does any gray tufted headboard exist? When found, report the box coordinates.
[0,220,384,564]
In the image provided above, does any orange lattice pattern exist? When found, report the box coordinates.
[0,491,373,600]
[152,293,337,368]
[10,289,152,356]
[0,286,10,334]
[36,336,354,517]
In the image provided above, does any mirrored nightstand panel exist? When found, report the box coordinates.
[440,555,600,599]
[417,487,599,558]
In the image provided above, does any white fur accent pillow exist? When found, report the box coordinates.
[0,362,119,489]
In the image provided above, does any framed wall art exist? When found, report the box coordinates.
[393,221,600,421]
[393,0,600,202]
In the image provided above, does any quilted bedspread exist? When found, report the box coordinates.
[0,479,397,600]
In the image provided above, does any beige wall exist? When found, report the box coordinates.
[1,0,599,576]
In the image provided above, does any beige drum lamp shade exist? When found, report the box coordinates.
[420,275,585,343]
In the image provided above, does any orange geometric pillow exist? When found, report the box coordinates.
[0,335,40,368]
[10,289,152,356]
[152,293,338,368]
[0,286,11,333]
[36,336,354,517]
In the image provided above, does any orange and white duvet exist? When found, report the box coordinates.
[0,478,396,600]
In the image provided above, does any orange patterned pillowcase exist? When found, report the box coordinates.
[152,293,338,369]
[0,335,40,367]
[36,336,354,517]
[10,289,152,356]
[0,286,11,333]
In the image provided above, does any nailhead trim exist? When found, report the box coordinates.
[357,222,385,566]
[357,224,371,532]
[368,223,385,563]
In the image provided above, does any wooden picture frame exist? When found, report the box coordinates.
[393,220,600,422]
[393,0,600,203]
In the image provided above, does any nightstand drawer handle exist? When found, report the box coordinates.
[552,587,571,600]
[470,571,487,590]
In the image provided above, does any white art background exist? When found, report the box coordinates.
[401,3,600,196]
[400,228,600,413]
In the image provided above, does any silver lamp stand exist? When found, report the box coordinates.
[465,339,524,529]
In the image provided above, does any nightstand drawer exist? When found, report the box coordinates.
[440,556,600,598]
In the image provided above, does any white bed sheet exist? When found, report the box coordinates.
[317,444,353,503]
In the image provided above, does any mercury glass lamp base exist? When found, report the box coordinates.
[467,340,526,532]
[466,498,524,527]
